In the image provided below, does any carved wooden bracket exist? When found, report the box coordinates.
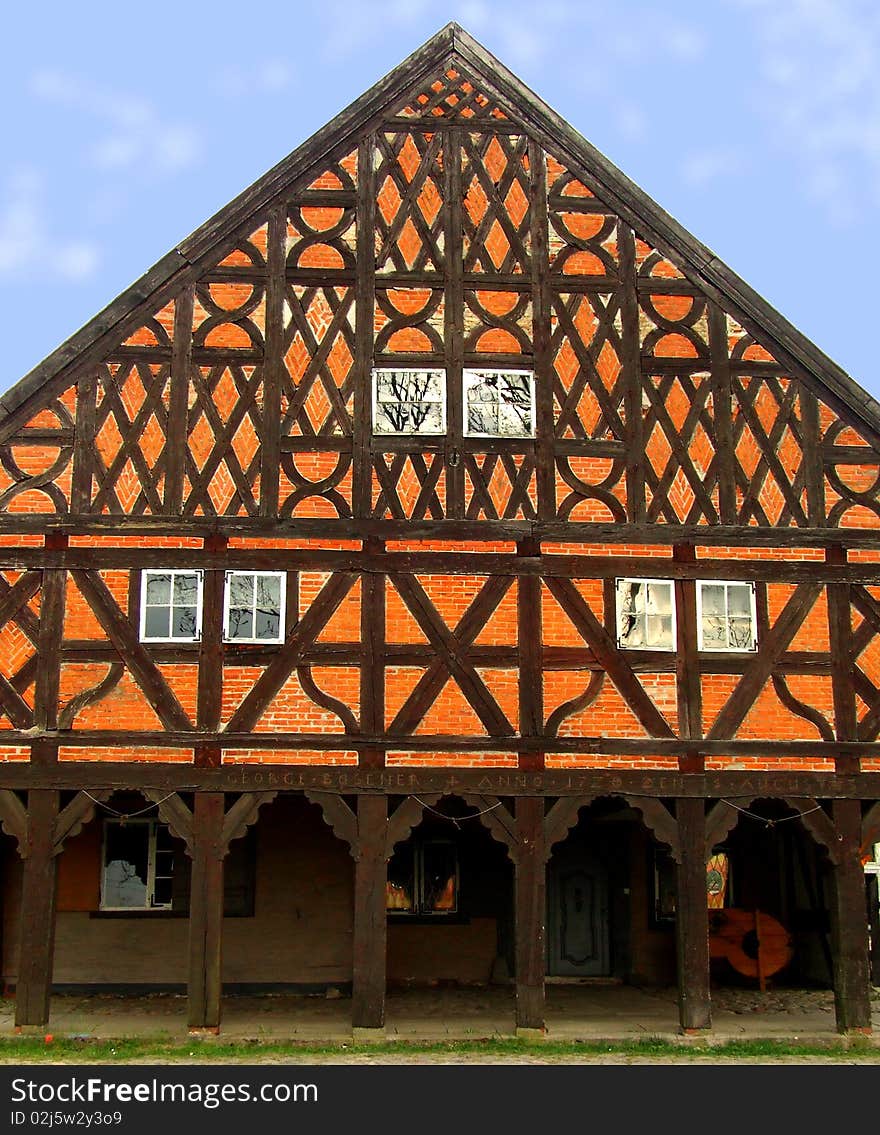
[705,800,741,855]
[543,796,595,863]
[220,791,277,850]
[0,789,28,855]
[785,797,841,865]
[460,794,517,861]
[622,796,681,862]
[861,801,880,858]
[53,790,111,856]
[385,794,441,860]
[305,790,358,854]
[145,790,195,854]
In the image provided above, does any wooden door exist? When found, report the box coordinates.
[546,849,610,976]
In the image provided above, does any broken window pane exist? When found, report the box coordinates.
[616,579,675,650]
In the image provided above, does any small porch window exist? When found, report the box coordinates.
[697,581,757,651]
[101,819,176,910]
[386,840,458,915]
[615,578,675,650]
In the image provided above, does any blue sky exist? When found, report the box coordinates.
[3,0,879,398]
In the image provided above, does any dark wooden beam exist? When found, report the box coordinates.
[33,534,67,735]
[187,791,226,1032]
[827,547,858,773]
[14,790,59,1028]
[674,544,702,772]
[829,798,872,1034]
[674,797,711,1033]
[197,534,228,733]
[352,793,387,1031]
[514,795,545,1034]
[165,283,194,514]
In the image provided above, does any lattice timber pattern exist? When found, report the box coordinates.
[2,61,879,533]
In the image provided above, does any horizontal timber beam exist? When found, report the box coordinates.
[0,516,879,549]
[0,547,878,583]
[4,731,880,758]
[0,763,877,798]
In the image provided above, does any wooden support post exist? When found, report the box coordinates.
[188,792,225,1032]
[514,795,545,1036]
[352,794,387,1034]
[829,798,872,1034]
[15,789,59,1028]
[674,796,711,1033]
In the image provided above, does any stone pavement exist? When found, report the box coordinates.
[2,983,879,1045]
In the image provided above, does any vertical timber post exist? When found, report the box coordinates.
[15,789,59,1029]
[352,793,387,1036]
[188,792,225,1033]
[830,798,872,1034]
[515,795,545,1036]
[675,797,711,1033]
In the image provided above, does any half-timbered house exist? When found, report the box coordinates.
[1,24,879,1038]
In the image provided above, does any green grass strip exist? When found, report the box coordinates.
[0,1034,877,1062]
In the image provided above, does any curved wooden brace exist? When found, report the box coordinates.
[622,797,681,862]
[58,664,124,730]
[145,790,194,855]
[296,666,358,733]
[0,788,28,855]
[785,797,841,865]
[305,790,357,854]
[53,789,111,856]
[543,796,596,862]
[706,800,741,855]
[220,791,278,852]
[861,801,880,858]
[385,793,441,859]
[459,794,517,862]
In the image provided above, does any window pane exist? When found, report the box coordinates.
[646,614,673,648]
[700,584,725,617]
[376,369,442,403]
[387,844,415,912]
[171,606,198,639]
[254,608,280,640]
[153,877,173,907]
[728,617,755,650]
[144,574,171,605]
[646,583,672,615]
[103,824,149,908]
[374,401,443,434]
[228,574,254,606]
[700,616,728,649]
[227,608,254,640]
[467,402,497,435]
[498,400,532,436]
[256,575,281,609]
[422,843,457,912]
[173,573,199,606]
[143,607,171,639]
[727,585,753,617]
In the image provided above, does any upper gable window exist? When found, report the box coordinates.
[372,368,446,435]
[464,368,535,438]
[697,581,757,652]
[223,571,286,644]
[616,578,675,651]
[140,570,203,642]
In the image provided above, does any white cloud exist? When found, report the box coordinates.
[0,168,100,282]
[681,146,749,189]
[28,69,202,175]
[728,0,880,223]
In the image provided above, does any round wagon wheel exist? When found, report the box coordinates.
[709,908,794,981]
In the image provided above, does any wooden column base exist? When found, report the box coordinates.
[352,1026,386,1043]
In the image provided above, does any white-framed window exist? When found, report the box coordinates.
[223,571,286,644]
[139,569,203,642]
[372,367,446,435]
[697,581,757,652]
[463,368,535,437]
[100,819,176,910]
[615,578,676,651]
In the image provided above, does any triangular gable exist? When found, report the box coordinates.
[1,23,878,532]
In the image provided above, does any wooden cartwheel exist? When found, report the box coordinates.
[709,908,794,990]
